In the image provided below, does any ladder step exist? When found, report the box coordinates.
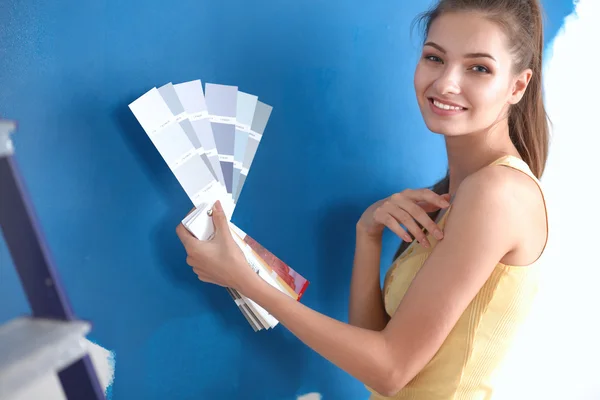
[0,316,91,399]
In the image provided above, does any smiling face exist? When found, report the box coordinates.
[413,11,531,137]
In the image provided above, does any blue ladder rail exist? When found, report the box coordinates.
[0,121,105,399]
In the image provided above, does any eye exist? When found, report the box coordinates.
[470,65,490,73]
[424,55,443,63]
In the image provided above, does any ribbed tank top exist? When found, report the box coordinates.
[368,155,548,399]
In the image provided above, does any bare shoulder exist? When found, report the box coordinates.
[456,162,547,266]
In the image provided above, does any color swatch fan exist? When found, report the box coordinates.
[129,80,309,331]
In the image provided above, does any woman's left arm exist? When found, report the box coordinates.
[242,270,394,394]
[177,168,522,397]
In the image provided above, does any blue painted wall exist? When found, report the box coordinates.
[0,1,574,398]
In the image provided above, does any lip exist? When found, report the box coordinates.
[427,97,468,116]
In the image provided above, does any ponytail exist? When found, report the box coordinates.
[508,0,549,179]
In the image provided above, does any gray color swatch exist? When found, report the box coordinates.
[220,161,234,194]
[179,119,216,180]
[236,101,273,200]
[158,83,185,115]
[250,101,273,134]
[235,174,247,203]
[173,80,225,186]
[179,118,201,149]
[190,118,225,185]
[205,83,238,117]
[212,123,236,194]
[232,130,249,199]
[242,137,260,171]
[212,123,235,157]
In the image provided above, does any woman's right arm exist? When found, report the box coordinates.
[348,189,450,331]
[348,227,390,331]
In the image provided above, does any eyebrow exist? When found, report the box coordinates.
[424,41,497,62]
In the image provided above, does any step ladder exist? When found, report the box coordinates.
[0,120,105,399]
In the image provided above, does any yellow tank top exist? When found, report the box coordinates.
[368,155,548,400]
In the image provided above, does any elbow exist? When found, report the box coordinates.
[372,368,405,398]
[375,382,403,398]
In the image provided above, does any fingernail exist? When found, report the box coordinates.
[434,230,444,240]
[214,200,222,212]
[422,240,430,248]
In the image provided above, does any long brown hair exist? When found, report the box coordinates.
[394,0,550,261]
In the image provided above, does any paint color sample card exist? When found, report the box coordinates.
[128,88,228,209]
[235,101,273,202]
[204,83,238,195]
[172,80,226,188]
[157,82,218,182]
[233,92,258,201]
[129,78,311,332]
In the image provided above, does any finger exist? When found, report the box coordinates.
[381,214,412,243]
[387,197,437,243]
[399,210,431,247]
[404,189,451,210]
[195,270,221,286]
[397,200,445,241]
[388,206,431,247]
[393,190,448,239]
[374,206,412,242]
[417,201,444,213]
[176,223,198,248]
[192,266,208,278]
[391,192,445,215]
[210,201,231,238]
[196,273,213,284]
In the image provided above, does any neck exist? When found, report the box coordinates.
[445,120,520,196]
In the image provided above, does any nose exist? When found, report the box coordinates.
[433,66,461,96]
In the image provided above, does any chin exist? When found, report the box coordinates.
[422,117,468,137]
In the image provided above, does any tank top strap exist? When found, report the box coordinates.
[489,155,541,185]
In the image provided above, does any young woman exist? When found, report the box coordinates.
[175,0,549,398]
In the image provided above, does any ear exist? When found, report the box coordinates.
[508,68,533,105]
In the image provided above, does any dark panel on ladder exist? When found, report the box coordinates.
[0,124,105,400]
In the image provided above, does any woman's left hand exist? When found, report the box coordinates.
[175,200,259,292]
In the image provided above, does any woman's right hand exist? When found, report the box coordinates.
[357,189,451,248]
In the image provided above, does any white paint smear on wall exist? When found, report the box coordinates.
[10,339,115,400]
[297,393,322,400]
[493,0,600,399]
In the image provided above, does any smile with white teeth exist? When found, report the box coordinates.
[432,99,465,111]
